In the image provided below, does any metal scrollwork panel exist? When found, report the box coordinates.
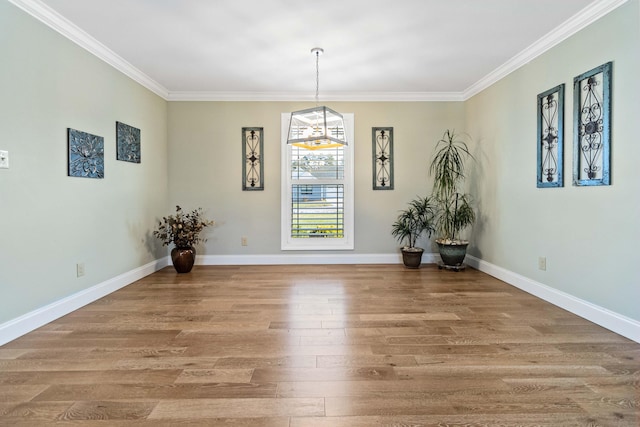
[537,84,564,188]
[372,127,394,190]
[573,62,612,186]
[242,127,264,191]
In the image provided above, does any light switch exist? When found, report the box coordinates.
[0,150,8,169]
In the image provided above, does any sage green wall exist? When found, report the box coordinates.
[167,101,464,255]
[0,2,168,323]
[2,0,637,331]
[464,0,640,320]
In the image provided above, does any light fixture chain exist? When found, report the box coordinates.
[315,50,320,106]
[286,47,347,149]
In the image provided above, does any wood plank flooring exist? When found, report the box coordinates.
[1,264,638,426]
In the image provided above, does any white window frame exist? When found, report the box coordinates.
[281,112,354,250]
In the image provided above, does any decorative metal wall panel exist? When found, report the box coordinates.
[573,62,612,186]
[68,128,104,178]
[116,121,141,163]
[372,127,394,190]
[537,84,564,188]
[242,127,264,190]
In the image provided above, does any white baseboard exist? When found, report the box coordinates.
[196,252,440,265]
[2,253,637,345]
[0,258,169,346]
[465,255,640,343]
[200,252,638,342]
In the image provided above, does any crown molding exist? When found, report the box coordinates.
[167,91,464,102]
[463,0,629,100]
[8,0,170,99]
[10,0,628,103]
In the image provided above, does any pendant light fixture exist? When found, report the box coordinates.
[286,48,347,150]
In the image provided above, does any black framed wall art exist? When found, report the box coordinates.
[242,127,264,191]
[372,127,393,190]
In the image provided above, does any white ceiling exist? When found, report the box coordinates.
[13,0,627,100]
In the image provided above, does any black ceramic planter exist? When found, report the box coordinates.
[436,241,468,267]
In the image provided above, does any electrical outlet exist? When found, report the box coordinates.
[76,262,85,277]
[538,257,547,271]
[0,150,8,169]
[241,237,248,246]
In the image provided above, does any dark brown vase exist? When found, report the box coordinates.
[171,246,195,273]
[401,247,424,269]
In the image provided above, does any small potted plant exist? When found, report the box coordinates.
[391,196,435,268]
[153,205,214,273]
[429,130,476,270]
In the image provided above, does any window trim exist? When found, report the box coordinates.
[281,113,354,251]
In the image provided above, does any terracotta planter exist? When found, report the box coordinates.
[171,246,195,273]
[401,247,424,269]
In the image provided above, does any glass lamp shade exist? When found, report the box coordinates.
[287,106,348,150]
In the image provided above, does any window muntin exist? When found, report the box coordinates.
[291,183,344,238]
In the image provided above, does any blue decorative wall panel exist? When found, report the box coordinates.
[116,121,141,163]
[68,128,104,179]
[537,84,564,188]
[573,62,612,186]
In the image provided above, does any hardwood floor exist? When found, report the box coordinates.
[1,264,638,426]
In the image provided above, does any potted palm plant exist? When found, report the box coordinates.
[429,130,476,270]
[391,196,435,268]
